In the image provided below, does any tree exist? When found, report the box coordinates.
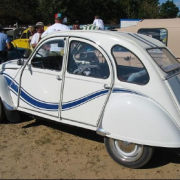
[1,0,179,27]
[138,0,160,19]
[160,0,179,18]
[0,0,39,25]
[37,0,67,24]
[115,0,160,19]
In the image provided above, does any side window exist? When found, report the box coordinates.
[138,28,168,46]
[31,39,64,71]
[67,41,110,79]
[112,45,149,85]
[21,33,27,39]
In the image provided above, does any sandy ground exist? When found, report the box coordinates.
[1,117,180,179]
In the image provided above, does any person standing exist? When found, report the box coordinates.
[72,21,80,30]
[93,15,105,30]
[41,13,70,38]
[0,26,11,63]
[31,22,44,49]
[28,26,36,44]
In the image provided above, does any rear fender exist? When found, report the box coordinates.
[97,93,180,148]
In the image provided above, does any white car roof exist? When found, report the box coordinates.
[42,30,166,51]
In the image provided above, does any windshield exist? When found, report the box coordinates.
[147,48,180,72]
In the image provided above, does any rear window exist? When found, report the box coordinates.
[147,48,180,72]
[112,45,149,85]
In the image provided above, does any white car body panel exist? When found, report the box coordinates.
[101,91,180,147]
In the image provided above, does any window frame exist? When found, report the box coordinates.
[67,40,110,79]
[31,39,65,72]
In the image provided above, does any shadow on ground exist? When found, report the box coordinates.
[144,147,180,169]
[22,118,104,143]
[21,118,180,169]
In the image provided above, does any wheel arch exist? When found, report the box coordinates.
[98,94,180,148]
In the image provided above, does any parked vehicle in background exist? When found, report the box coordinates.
[1,30,180,169]
[0,27,25,63]
[2,27,23,41]
[116,18,180,60]
[12,26,48,50]
[1,27,16,34]
[104,24,120,30]
[6,28,23,41]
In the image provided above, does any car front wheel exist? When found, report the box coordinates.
[104,138,154,169]
[0,99,5,122]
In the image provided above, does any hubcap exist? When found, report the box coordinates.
[110,139,144,163]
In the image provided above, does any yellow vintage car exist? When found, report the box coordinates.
[12,26,48,49]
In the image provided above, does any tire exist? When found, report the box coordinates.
[0,99,5,122]
[104,137,154,169]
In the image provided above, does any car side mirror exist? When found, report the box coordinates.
[23,49,32,58]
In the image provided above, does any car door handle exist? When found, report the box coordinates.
[56,75,62,81]
[104,84,111,89]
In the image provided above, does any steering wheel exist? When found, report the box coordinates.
[32,52,45,68]
[73,65,103,78]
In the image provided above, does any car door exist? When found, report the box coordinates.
[18,37,66,117]
[15,31,30,49]
[61,38,113,126]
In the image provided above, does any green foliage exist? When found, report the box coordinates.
[37,0,65,24]
[138,0,160,18]
[0,0,179,26]
[0,0,39,25]
[160,0,179,18]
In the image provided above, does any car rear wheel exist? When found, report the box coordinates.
[0,99,5,122]
[104,137,154,169]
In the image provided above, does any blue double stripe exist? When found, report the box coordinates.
[62,89,109,110]
[3,74,143,112]
[4,74,59,111]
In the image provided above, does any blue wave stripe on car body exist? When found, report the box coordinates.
[113,88,139,95]
[113,88,147,97]
[62,89,109,111]
[4,74,110,111]
[4,74,59,111]
[4,74,19,95]
[3,74,145,112]
[4,74,57,104]
[20,89,59,110]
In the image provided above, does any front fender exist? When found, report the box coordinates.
[99,93,180,148]
[0,75,20,122]
[0,75,16,110]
